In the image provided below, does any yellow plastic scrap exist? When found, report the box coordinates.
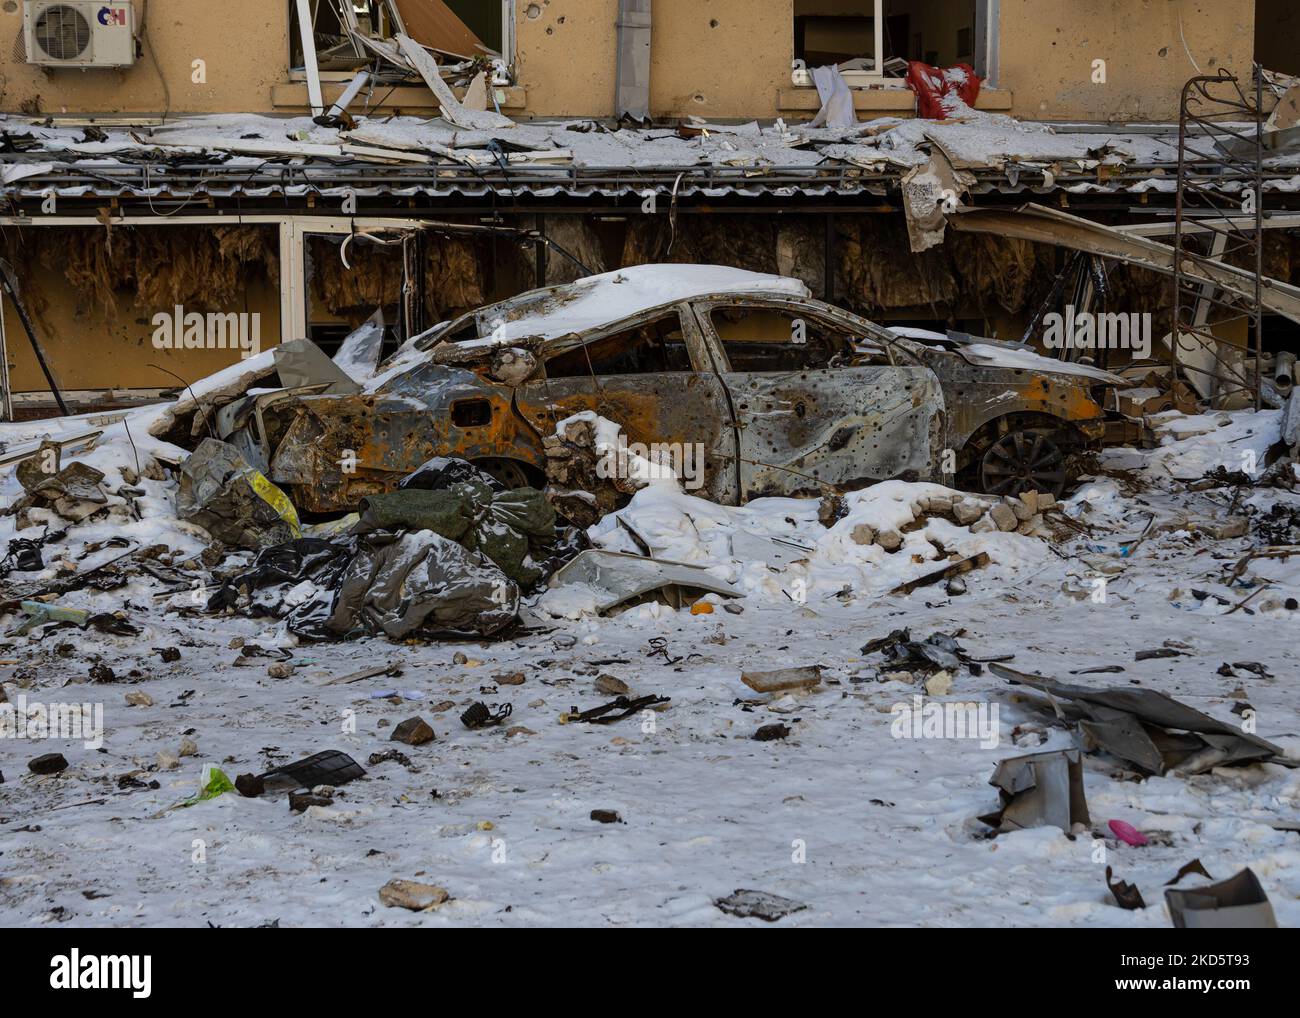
[245,467,301,538]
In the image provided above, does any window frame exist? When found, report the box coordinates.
[693,297,903,374]
[539,304,711,379]
[790,1,999,90]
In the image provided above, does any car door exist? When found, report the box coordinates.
[512,303,741,503]
[694,297,945,500]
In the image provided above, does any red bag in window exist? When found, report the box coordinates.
[906,61,982,119]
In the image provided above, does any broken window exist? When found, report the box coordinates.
[289,1,506,77]
[792,1,990,86]
[545,313,692,378]
[709,307,856,372]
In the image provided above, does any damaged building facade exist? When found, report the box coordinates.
[1,0,1297,429]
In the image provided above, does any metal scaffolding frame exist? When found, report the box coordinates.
[1172,67,1266,410]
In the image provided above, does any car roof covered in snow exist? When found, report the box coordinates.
[450,264,812,347]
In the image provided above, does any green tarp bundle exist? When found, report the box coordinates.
[355,479,555,586]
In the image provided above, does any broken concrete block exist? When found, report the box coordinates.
[741,665,822,694]
[267,662,295,679]
[953,499,984,525]
[990,503,1019,532]
[1008,497,1033,522]
[970,514,997,534]
[125,691,154,707]
[875,529,903,552]
[1019,490,1040,515]
[378,878,449,911]
[924,670,954,696]
[391,717,436,746]
[1036,492,1057,512]
[1016,514,1045,536]
[925,495,954,515]
[1207,517,1249,540]
[595,674,630,696]
[850,523,877,545]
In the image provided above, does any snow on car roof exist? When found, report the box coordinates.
[888,326,1127,384]
[466,264,811,345]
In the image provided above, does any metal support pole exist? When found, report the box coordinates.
[0,259,68,416]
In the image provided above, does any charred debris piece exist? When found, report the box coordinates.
[564,694,670,724]
[460,701,513,730]
[861,627,1008,679]
[258,750,366,791]
[715,889,808,922]
[993,663,1294,776]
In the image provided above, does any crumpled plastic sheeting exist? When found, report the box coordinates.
[319,530,518,639]
[176,438,300,549]
[212,531,519,640]
[355,479,555,586]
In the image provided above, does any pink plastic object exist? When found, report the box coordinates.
[1108,820,1148,846]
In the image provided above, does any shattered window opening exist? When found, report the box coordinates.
[792,1,986,87]
[708,306,868,373]
[544,313,693,378]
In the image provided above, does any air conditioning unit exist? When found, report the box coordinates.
[22,1,136,68]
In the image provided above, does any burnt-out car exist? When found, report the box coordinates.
[221,265,1127,513]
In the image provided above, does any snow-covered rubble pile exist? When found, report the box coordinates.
[1101,408,1285,482]
[536,478,1056,620]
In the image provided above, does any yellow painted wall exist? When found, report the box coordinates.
[0,1,1259,122]
[1001,0,1255,121]
[515,0,1255,122]
[0,0,288,115]
[3,265,281,392]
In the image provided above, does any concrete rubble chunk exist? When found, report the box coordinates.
[953,499,985,525]
[1008,496,1033,522]
[1207,517,1249,540]
[875,529,904,552]
[990,503,1019,532]
[391,717,436,746]
[850,523,877,545]
[595,674,630,696]
[741,665,822,694]
[378,878,449,911]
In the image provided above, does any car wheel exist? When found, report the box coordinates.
[474,458,536,490]
[978,429,1069,498]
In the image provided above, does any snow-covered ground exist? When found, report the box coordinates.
[2,409,1299,927]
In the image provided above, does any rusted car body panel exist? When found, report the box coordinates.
[723,366,943,497]
[223,271,1123,513]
